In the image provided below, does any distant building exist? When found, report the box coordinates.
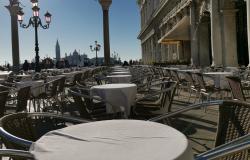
[55,40,61,62]
[65,50,88,67]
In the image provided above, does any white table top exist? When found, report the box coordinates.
[30,120,193,160]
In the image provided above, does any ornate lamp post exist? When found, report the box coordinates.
[5,0,22,73]
[17,0,51,72]
[99,0,112,66]
[90,41,101,66]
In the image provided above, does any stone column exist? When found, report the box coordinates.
[198,21,210,66]
[190,4,199,66]
[221,9,238,67]
[99,0,112,66]
[210,0,223,66]
[246,0,250,66]
[5,0,21,73]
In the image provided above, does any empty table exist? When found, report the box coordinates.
[30,120,193,160]
[106,75,132,83]
[90,84,137,116]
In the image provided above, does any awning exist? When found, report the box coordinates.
[158,15,190,44]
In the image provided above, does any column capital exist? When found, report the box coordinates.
[5,0,21,16]
[99,0,112,10]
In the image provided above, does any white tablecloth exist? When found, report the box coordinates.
[90,84,137,116]
[106,75,132,83]
[203,72,233,89]
[16,80,45,97]
[30,120,193,160]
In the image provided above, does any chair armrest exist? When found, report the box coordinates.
[196,134,250,160]
[0,127,32,149]
[148,100,224,122]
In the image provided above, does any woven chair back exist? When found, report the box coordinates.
[170,70,180,82]
[16,86,30,112]
[58,77,66,93]
[0,113,86,150]
[69,88,90,119]
[50,79,60,97]
[195,72,206,90]
[72,73,82,86]
[0,91,9,117]
[160,81,177,112]
[184,72,196,87]
[226,76,245,101]
[215,100,250,159]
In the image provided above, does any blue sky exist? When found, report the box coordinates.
[0,0,141,65]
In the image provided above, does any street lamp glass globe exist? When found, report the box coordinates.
[31,0,38,7]
[17,10,24,23]
[44,11,52,24]
[32,6,40,17]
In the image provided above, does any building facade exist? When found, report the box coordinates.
[138,0,250,67]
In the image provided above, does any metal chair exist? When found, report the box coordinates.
[196,134,250,160]
[132,81,177,119]
[0,149,34,159]
[69,87,125,120]
[149,100,250,157]
[0,112,89,150]
[6,86,31,113]
[0,91,9,117]
[226,76,245,101]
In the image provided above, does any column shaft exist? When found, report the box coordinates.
[247,0,250,66]
[210,0,223,66]
[103,10,111,66]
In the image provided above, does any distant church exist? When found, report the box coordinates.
[55,40,61,62]
[65,50,89,67]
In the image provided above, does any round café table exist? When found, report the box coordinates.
[106,75,132,83]
[30,120,193,160]
[90,84,137,116]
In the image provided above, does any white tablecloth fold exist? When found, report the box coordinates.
[30,120,193,160]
